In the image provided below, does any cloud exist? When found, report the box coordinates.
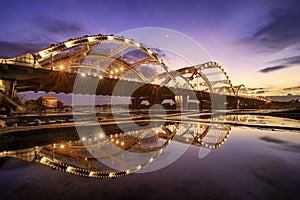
[242,87,267,95]
[255,90,265,94]
[0,41,49,58]
[31,16,85,36]
[151,48,167,60]
[283,85,300,91]
[122,49,149,62]
[270,55,300,65]
[247,87,264,91]
[261,54,300,73]
[246,1,300,51]
[260,136,300,153]
[0,16,86,58]
[259,65,289,73]
[259,136,287,144]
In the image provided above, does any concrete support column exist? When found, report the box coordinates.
[175,95,182,110]
[199,99,203,110]
[175,95,189,110]
[237,99,240,109]
[131,97,141,110]
[183,95,189,110]
[1,80,17,98]
[10,81,17,98]
[0,79,19,115]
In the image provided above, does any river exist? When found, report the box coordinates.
[0,114,299,200]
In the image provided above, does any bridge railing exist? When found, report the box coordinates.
[0,53,41,68]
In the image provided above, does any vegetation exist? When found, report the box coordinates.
[23,97,64,112]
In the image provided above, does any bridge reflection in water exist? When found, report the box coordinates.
[0,117,230,179]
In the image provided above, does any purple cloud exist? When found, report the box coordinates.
[259,65,289,73]
[246,1,300,51]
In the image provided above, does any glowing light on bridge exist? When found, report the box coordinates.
[65,41,73,48]
[87,36,96,42]
[39,51,47,58]
[135,42,141,48]
[107,36,114,40]
[147,49,153,55]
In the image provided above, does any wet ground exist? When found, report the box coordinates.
[0,119,300,200]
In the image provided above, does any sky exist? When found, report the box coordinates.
[0,0,300,98]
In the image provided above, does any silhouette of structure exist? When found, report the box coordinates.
[0,121,230,178]
[0,34,268,113]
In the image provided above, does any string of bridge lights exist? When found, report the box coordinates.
[0,122,231,179]
[1,33,264,99]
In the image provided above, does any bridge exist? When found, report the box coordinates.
[0,34,268,113]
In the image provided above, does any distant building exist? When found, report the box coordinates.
[42,96,58,108]
[268,94,300,102]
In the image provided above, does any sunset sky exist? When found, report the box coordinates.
[0,0,300,97]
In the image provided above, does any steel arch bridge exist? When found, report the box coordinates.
[0,34,252,95]
[0,34,267,112]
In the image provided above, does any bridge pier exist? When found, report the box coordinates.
[196,94,203,111]
[131,97,142,110]
[175,95,189,110]
[0,79,20,115]
[237,99,240,109]
[0,79,17,98]
[132,95,182,110]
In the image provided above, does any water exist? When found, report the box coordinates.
[0,115,299,200]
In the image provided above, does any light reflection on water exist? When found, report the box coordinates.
[0,114,299,199]
[224,114,300,129]
[0,120,231,178]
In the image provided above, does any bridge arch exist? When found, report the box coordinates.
[6,122,229,178]
[34,35,174,84]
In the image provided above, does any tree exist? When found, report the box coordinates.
[57,100,64,111]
